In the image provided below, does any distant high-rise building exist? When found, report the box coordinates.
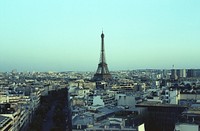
[187,69,194,78]
[171,69,178,80]
[193,69,200,77]
[177,69,186,78]
[187,69,200,78]
[93,32,112,82]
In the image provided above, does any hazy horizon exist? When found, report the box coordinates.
[1,1,200,72]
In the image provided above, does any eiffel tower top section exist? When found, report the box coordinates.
[93,32,112,82]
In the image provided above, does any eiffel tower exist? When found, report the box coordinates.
[93,32,112,82]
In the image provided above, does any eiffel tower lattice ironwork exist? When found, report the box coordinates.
[93,32,112,81]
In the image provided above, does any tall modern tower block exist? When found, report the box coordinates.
[93,32,112,82]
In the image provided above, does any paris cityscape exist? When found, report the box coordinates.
[1,1,200,131]
[1,31,200,131]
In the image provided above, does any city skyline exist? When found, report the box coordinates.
[1,0,200,72]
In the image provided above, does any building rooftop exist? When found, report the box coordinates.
[136,101,188,108]
[0,115,7,123]
[73,106,123,126]
[0,115,12,128]
[73,114,93,125]
[183,104,200,115]
[95,107,122,119]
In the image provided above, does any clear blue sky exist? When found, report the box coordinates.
[0,0,200,72]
